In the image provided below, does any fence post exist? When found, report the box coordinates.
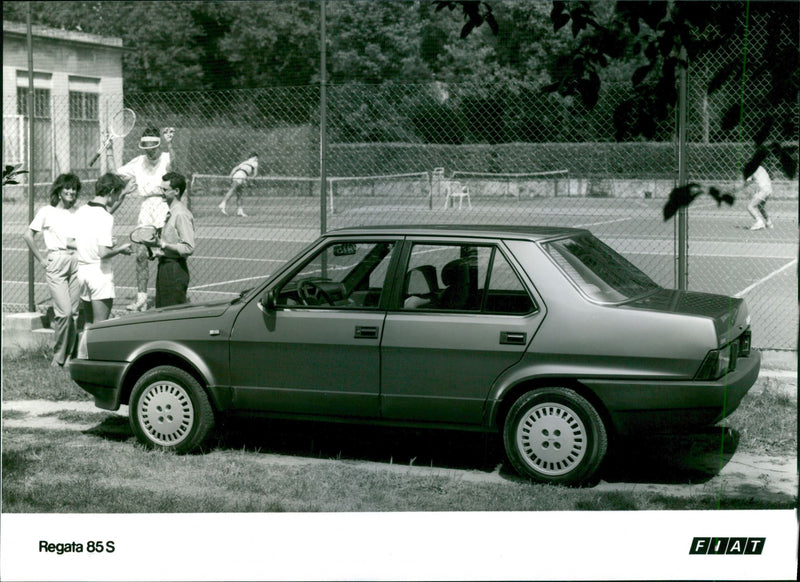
[319,0,328,234]
[677,47,689,291]
[26,5,36,312]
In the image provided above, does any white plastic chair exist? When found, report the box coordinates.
[444,180,472,209]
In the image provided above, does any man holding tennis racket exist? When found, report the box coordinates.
[113,126,175,311]
[152,172,195,307]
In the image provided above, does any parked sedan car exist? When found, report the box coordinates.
[70,225,760,485]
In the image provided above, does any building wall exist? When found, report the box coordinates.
[2,21,125,179]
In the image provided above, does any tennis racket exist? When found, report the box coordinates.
[130,224,160,259]
[89,108,137,167]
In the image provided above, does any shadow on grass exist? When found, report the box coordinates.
[83,415,133,442]
[217,416,505,473]
[599,427,741,485]
[216,416,744,486]
[81,413,744,487]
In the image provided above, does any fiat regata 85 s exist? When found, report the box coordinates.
[71,225,759,485]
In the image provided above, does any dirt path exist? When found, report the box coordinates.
[3,399,796,504]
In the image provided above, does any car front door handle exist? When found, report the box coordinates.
[355,326,379,339]
[500,331,527,345]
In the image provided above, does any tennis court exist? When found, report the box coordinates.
[2,180,796,350]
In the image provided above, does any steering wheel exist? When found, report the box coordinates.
[298,279,334,306]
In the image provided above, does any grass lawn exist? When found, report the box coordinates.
[2,346,796,512]
[2,343,89,401]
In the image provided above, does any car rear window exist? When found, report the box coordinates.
[543,234,660,302]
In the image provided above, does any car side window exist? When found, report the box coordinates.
[484,250,535,314]
[402,243,534,314]
[276,241,395,308]
[402,243,489,311]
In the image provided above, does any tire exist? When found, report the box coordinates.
[129,365,215,453]
[503,387,607,486]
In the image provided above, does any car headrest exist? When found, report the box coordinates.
[442,259,468,286]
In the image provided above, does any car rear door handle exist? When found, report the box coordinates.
[355,326,379,339]
[500,331,527,345]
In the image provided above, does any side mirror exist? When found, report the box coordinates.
[258,288,277,313]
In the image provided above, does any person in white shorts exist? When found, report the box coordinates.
[745,165,773,230]
[22,173,82,367]
[113,126,175,311]
[74,173,132,323]
[218,153,258,217]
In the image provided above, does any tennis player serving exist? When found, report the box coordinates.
[112,126,175,311]
[219,153,258,217]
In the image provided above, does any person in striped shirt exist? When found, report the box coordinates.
[218,153,258,217]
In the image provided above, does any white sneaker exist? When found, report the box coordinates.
[126,293,148,311]
[236,208,248,217]
[218,203,227,216]
[749,220,765,231]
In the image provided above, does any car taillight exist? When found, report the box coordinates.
[738,329,751,357]
[696,341,739,380]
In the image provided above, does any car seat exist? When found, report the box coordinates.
[433,259,470,309]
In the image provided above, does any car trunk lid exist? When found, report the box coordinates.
[625,289,749,347]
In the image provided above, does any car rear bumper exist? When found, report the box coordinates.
[69,359,127,411]
[581,350,762,435]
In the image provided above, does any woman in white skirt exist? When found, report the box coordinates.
[113,127,174,311]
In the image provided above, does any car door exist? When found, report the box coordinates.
[380,238,545,425]
[228,238,400,418]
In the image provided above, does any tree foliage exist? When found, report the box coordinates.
[439,0,798,219]
[3,1,573,91]
[540,1,798,179]
[4,0,796,180]
[433,0,498,39]
[442,0,797,177]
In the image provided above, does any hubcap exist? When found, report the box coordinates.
[137,381,194,446]
[516,403,587,476]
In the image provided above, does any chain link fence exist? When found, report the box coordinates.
[3,15,797,350]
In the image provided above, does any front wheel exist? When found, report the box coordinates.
[503,387,607,486]
[129,365,215,453]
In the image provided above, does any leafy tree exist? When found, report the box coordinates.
[326,1,430,84]
[442,0,798,179]
[4,1,214,91]
[433,0,498,38]
[565,2,798,187]
[3,1,319,90]
[218,1,319,88]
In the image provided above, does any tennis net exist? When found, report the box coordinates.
[449,169,570,198]
[327,171,431,213]
[190,174,321,199]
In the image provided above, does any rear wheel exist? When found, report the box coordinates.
[503,387,607,485]
[129,365,215,453]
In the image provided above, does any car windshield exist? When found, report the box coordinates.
[543,234,660,303]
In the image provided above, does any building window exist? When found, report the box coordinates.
[16,87,53,183]
[70,92,99,121]
[69,92,100,179]
[17,87,51,118]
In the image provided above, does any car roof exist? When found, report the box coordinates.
[325,224,589,241]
